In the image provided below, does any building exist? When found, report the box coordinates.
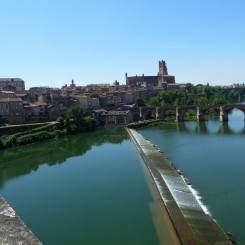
[93,109,133,125]
[125,60,175,88]
[74,95,100,110]
[0,91,17,98]
[0,98,24,117]
[0,78,25,93]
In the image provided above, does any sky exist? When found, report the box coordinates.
[1,0,245,89]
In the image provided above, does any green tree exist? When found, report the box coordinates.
[0,139,4,149]
[135,98,146,106]
[64,117,71,133]
[210,94,231,105]
[66,107,84,125]
[148,97,160,106]
[194,97,209,106]
[83,116,97,131]
[228,90,239,103]
[90,93,100,98]
[158,89,189,105]
[57,117,64,129]
[185,83,195,93]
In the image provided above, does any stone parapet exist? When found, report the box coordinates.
[0,196,43,245]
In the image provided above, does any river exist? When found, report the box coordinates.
[0,109,244,244]
[0,126,167,245]
[139,109,245,244]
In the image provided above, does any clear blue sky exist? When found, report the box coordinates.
[1,0,245,88]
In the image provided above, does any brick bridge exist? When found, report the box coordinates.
[130,104,245,122]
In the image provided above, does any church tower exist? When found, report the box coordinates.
[159,60,168,76]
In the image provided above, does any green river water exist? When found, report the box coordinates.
[139,109,245,244]
[0,108,245,244]
[0,127,160,245]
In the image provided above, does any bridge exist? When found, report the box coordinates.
[129,104,245,122]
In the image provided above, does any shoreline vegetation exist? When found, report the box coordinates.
[0,115,219,151]
[0,84,241,150]
[0,107,96,150]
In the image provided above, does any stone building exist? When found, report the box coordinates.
[0,78,25,93]
[93,109,133,125]
[125,60,175,88]
[0,98,24,117]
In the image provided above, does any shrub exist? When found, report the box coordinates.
[17,131,56,145]
[0,139,4,150]
[4,135,17,147]
[54,130,66,138]
[82,116,97,131]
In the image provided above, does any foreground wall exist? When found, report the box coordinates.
[0,196,43,245]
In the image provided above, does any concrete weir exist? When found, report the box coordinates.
[0,196,43,245]
[127,128,233,245]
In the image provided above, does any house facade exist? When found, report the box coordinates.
[0,78,25,93]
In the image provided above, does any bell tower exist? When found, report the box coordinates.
[159,60,168,76]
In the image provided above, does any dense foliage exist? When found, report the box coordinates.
[63,107,97,134]
[0,106,97,150]
[147,84,238,107]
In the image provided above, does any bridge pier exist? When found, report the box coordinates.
[175,107,184,122]
[220,106,228,121]
[196,107,205,121]
[156,107,164,120]
[238,92,241,103]
[139,107,145,121]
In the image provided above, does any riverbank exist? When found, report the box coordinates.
[127,128,233,245]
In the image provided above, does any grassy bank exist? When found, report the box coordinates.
[0,117,97,150]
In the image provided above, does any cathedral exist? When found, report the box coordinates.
[125,60,175,88]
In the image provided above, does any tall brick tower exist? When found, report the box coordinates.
[158,60,168,84]
[159,60,168,76]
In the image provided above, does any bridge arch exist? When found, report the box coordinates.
[129,104,245,123]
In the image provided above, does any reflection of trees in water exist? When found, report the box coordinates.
[0,126,127,187]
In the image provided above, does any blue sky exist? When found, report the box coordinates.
[1,0,245,88]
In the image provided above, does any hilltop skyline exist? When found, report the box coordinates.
[1,0,245,88]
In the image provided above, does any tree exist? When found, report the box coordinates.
[83,116,97,131]
[210,94,231,105]
[66,107,84,125]
[228,90,239,103]
[90,93,100,98]
[148,97,160,106]
[57,116,64,129]
[158,89,189,105]
[185,83,195,93]
[0,139,4,149]
[194,97,209,106]
[135,98,146,106]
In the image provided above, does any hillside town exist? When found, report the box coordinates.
[0,60,244,126]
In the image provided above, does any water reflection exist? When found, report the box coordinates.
[184,121,197,133]
[183,109,245,135]
[0,126,127,188]
[205,120,220,134]
[228,109,245,133]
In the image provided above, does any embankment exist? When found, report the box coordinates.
[127,128,233,245]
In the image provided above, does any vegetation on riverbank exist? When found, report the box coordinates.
[147,84,238,107]
[140,84,240,118]
[0,107,97,150]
